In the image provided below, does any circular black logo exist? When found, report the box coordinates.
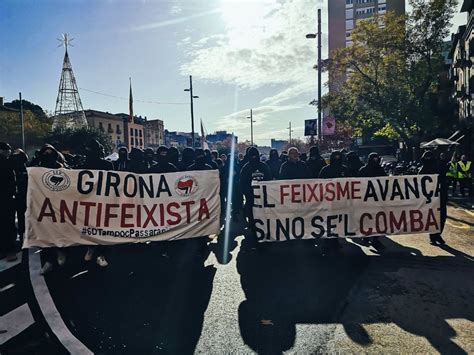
[42,170,71,192]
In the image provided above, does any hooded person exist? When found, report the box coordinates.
[187,148,213,171]
[419,150,447,246]
[358,152,387,250]
[149,146,178,173]
[279,147,309,180]
[266,148,281,180]
[307,145,326,178]
[0,142,17,262]
[178,147,195,171]
[168,147,180,168]
[143,148,156,170]
[240,147,271,223]
[359,152,386,177]
[36,144,63,168]
[128,147,146,173]
[114,146,131,172]
[319,150,348,179]
[79,140,114,171]
[346,151,364,177]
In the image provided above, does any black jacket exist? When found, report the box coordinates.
[279,160,309,180]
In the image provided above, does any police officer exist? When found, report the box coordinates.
[279,147,309,180]
[446,153,459,195]
[458,155,472,197]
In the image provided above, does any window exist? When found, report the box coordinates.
[140,139,143,146]
[130,128,134,136]
[135,129,138,137]
[99,122,103,131]
[139,130,143,137]
[135,138,138,146]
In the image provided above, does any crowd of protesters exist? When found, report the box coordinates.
[0,140,472,270]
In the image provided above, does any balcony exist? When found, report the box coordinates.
[108,128,114,134]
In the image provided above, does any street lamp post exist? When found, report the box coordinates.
[306,8,322,142]
[184,75,199,147]
[246,109,255,146]
[288,121,293,145]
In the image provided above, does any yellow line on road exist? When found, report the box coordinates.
[445,220,471,230]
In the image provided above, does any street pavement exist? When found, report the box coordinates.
[0,202,473,354]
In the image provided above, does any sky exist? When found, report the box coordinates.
[0,0,467,146]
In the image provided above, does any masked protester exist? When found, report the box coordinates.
[143,148,156,170]
[306,146,326,178]
[168,147,180,168]
[279,147,309,180]
[419,151,448,246]
[178,147,195,171]
[266,148,281,180]
[319,150,347,179]
[37,144,63,168]
[78,140,114,268]
[240,147,271,224]
[150,146,178,173]
[128,148,146,173]
[0,143,18,262]
[346,151,363,177]
[358,152,387,250]
[187,148,213,171]
[11,149,29,243]
[114,147,131,171]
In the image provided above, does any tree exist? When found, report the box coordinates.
[323,0,457,152]
[0,101,52,151]
[46,126,113,154]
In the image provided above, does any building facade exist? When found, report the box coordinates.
[329,0,405,55]
[85,110,124,151]
[271,139,288,151]
[145,119,164,147]
[165,130,201,148]
[206,131,238,145]
[448,0,474,153]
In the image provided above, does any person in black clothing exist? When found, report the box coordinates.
[358,152,387,250]
[266,148,281,180]
[149,146,178,173]
[178,147,195,171]
[129,147,146,173]
[187,149,213,171]
[280,151,288,164]
[319,150,348,178]
[143,148,156,171]
[11,149,29,243]
[240,147,271,223]
[346,151,363,177]
[79,140,114,268]
[306,145,326,178]
[114,146,131,171]
[204,149,218,169]
[419,151,448,246]
[318,151,348,253]
[279,147,309,180]
[300,152,307,162]
[168,147,180,168]
[0,142,17,262]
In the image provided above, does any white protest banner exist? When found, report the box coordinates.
[252,175,441,242]
[23,168,221,248]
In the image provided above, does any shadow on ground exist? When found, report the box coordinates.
[42,239,215,354]
[237,235,474,354]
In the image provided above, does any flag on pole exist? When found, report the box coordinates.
[201,119,209,150]
[129,77,133,123]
